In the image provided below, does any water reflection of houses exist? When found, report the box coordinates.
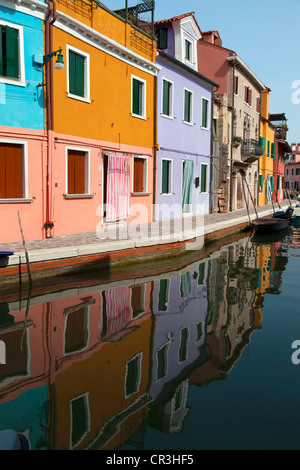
[147,259,210,434]
[0,279,154,450]
[190,239,262,386]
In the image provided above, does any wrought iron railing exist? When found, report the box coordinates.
[242,139,264,157]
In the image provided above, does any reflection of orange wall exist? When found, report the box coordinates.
[256,245,272,294]
[54,314,152,450]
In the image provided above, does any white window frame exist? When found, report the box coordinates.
[161,158,173,196]
[69,392,91,449]
[130,283,146,319]
[183,88,194,125]
[132,155,148,194]
[184,37,193,63]
[65,146,91,197]
[156,339,171,382]
[161,77,174,119]
[244,83,252,108]
[0,20,25,87]
[0,139,29,201]
[131,74,147,120]
[201,97,210,130]
[178,326,189,364]
[66,44,90,103]
[200,162,209,194]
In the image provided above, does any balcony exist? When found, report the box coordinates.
[241,139,264,164]
[275,125,288,141]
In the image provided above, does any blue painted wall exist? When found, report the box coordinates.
[0,5,45,130]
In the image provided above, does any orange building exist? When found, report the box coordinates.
[44,1,158,239]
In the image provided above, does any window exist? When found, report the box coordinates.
[296,168,300,176]
[259,174,263,193]
[244,85,252,106]
[271,142,275,159]
[234,75,238,95]
[267,140,270,158]
[292,168,294,176]
[162,78,173,117]
[201,98,210,129]
[70,394,90,448]
[156,342,170,381]
[178,327,189,363]
[0,21,25,86]
[161,159,172,195]
[67,45,90,101]
[157,28,168,49]
[200,163,208,193]
[183,89,193,124]
[196,321,204,342]
[0,141,28,199]
[132,76,146,118]
[67,148,90,195]
[158,279,170,311]
[184,39,192,61]
[131,285,145,318]
[248,171,252,185]
[295,181,299,190]
[133,156,147,193]
[286,168,289,176]
[125,353,143,397]
[256,96,260,113]
[213,118,219,140]
[286,181,289,189]
[64,305,89,354]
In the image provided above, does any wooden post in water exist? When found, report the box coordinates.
[18,211,32,289]
[243,177,258,219]
[242,178,251,224]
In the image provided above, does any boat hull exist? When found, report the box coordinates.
[251,218,289,233]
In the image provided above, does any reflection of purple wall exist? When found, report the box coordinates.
[149,262,208,402]
[156,56,213,219]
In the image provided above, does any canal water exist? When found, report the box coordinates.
[1,223,300,450]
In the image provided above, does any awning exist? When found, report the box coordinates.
[0,247,14,257]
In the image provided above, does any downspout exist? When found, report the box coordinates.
[44,0,56,238]
[229,62,235,212]
[210,84,219,214]
[257,89,262,206]
[153,72,158,222]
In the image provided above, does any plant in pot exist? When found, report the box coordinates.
[233,136,242,147]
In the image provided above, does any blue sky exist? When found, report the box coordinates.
[103,0,300,144]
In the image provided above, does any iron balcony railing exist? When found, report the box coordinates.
[241,139,264,160]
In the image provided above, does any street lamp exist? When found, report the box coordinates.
[43,47,65,70]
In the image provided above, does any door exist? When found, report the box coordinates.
[182,160,194,213]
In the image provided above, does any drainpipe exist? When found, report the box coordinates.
[44,0,56,238]
[210,84,219,214]
[229,62,235,212]
[257,89,262,206]
[153,72,158,222]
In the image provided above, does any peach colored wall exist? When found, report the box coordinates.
[51,133,154,237]
[0,128,46,243]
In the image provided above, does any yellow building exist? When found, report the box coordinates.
[259,89,276,206]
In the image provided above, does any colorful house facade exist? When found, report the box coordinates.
[46,0,159,239]
[198,32,265,212]
[0,0,47,243]
[259,88,276,206]
[155,13,218,219]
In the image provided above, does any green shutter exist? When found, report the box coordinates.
[260,136,265,154]
[202,99,208,128]
[162,159,170,194]
[271,142,275,159]
[0,26,3,76]
[201,164,207,193]
[184,90,191,122]
[259,174,263,193]
[69,51,85,97]
[162,80,170,116]
[267,140,270,157]
[6,26,19,79]
[132,78,143,115]
[271,176,274,192]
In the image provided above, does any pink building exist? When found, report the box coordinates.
[285,143,300,194]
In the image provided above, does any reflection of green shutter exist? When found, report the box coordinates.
[260,136,265,154]
[271,142,275,159]
[158,279,168,311]
[198,263,205,285]
[6,26,19,79]
[259,174,263,193]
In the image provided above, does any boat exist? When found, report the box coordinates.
[0,246,14,257]
[273,206,294,221]
[251,217,289,233]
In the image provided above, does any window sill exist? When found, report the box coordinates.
[64,194,95,199]
[183,120,194,126]
[67,93,91,104]
[201,126,210,131]
[131,192,151,197]
[0,77,26,87]
[161,113,174,120]
[0,198,33,203]
[131,113,147,121]
[160,193,173,196]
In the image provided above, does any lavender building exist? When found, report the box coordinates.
[155,13,219,220]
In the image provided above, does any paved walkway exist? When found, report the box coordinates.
[1,201,288,261]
